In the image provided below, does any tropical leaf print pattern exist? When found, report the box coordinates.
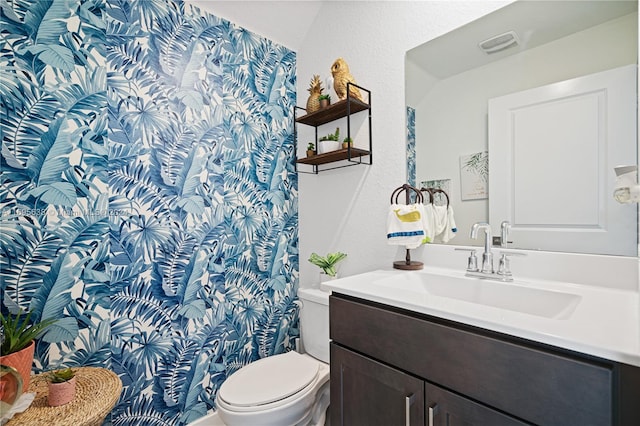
[1,0,109,374]
[406,107,416,187]
[2,0,298,424]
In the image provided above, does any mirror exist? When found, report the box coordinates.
[406,0,638,256]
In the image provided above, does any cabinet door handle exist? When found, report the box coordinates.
[428,403,438,426]
[405,394,415,426]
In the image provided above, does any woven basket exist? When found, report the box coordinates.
[7,367,122,426]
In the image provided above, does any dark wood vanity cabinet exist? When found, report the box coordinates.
[329,293,640,426]
[331,344,425,425]
[331,344,526,426]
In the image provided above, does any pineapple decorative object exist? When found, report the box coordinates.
[306,75,324,113]
[331,58,362,102]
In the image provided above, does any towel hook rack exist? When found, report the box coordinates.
[419,188,435,205]
[420,187,450,207]
[391,183,423,205]
[390,184,424,271]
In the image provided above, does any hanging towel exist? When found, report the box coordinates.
[424,204,458,243]
[387,203,429,249]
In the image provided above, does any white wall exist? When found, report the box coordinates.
[185,0,322,51]
[296,1,512,286]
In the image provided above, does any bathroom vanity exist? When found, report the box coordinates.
[324,268,640,425]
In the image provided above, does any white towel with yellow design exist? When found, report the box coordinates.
[387,203,431,249]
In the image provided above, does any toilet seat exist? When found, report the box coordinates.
[217,352,321,412]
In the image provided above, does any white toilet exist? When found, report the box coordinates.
[189,287,330,426]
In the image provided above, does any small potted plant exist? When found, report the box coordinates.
[342,137,353,149]
[309,252,347,282]
[47,368,76,407]
[306,142,315,157]
[0,309,56,391]
[318,94,331,109]
[317,127,340,154]
[329,127,340,142]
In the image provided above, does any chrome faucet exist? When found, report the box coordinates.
[470,222,493,273]
[461,221,525,282]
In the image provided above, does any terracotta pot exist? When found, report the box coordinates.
[48,376,76,407]
[319,98,330,109]
[306,149,315,157]
[0,341,34,391]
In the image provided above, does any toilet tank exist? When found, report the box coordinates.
[298,287,330,364]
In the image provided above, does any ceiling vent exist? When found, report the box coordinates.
[478,31,520,54]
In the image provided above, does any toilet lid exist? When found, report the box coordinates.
[218,352,319,407]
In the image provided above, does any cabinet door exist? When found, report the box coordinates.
[425,382,529,426]
[331,343,424,426]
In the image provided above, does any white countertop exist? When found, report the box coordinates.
[321,266,640,367]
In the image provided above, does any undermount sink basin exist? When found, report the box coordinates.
[374,271,581,319]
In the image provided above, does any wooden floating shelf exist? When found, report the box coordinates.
[297,148,370,166]
[296,98,370,127]
[294,85,372,173]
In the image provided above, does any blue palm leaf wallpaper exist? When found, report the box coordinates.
[1,0,298,424]
[1,0,110,376]
[406,106,416,187]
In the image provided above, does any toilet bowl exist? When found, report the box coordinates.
[189,287,330,426]
[217,351,329,426]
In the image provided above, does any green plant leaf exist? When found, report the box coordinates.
[308,252,347,277]
[49,367,75,383]
[0,309,57,354]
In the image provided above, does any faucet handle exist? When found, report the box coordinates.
[500,221,511,248]
[496,251,526,280]
[455,248,478,272]
[467,251,478,272]
[497,254,511,278]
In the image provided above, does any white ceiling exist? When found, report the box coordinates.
[184,0,324,51]
[407,0,638,79]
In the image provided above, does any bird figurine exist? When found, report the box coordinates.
[306,75,324,113]
[331,58,362,102]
